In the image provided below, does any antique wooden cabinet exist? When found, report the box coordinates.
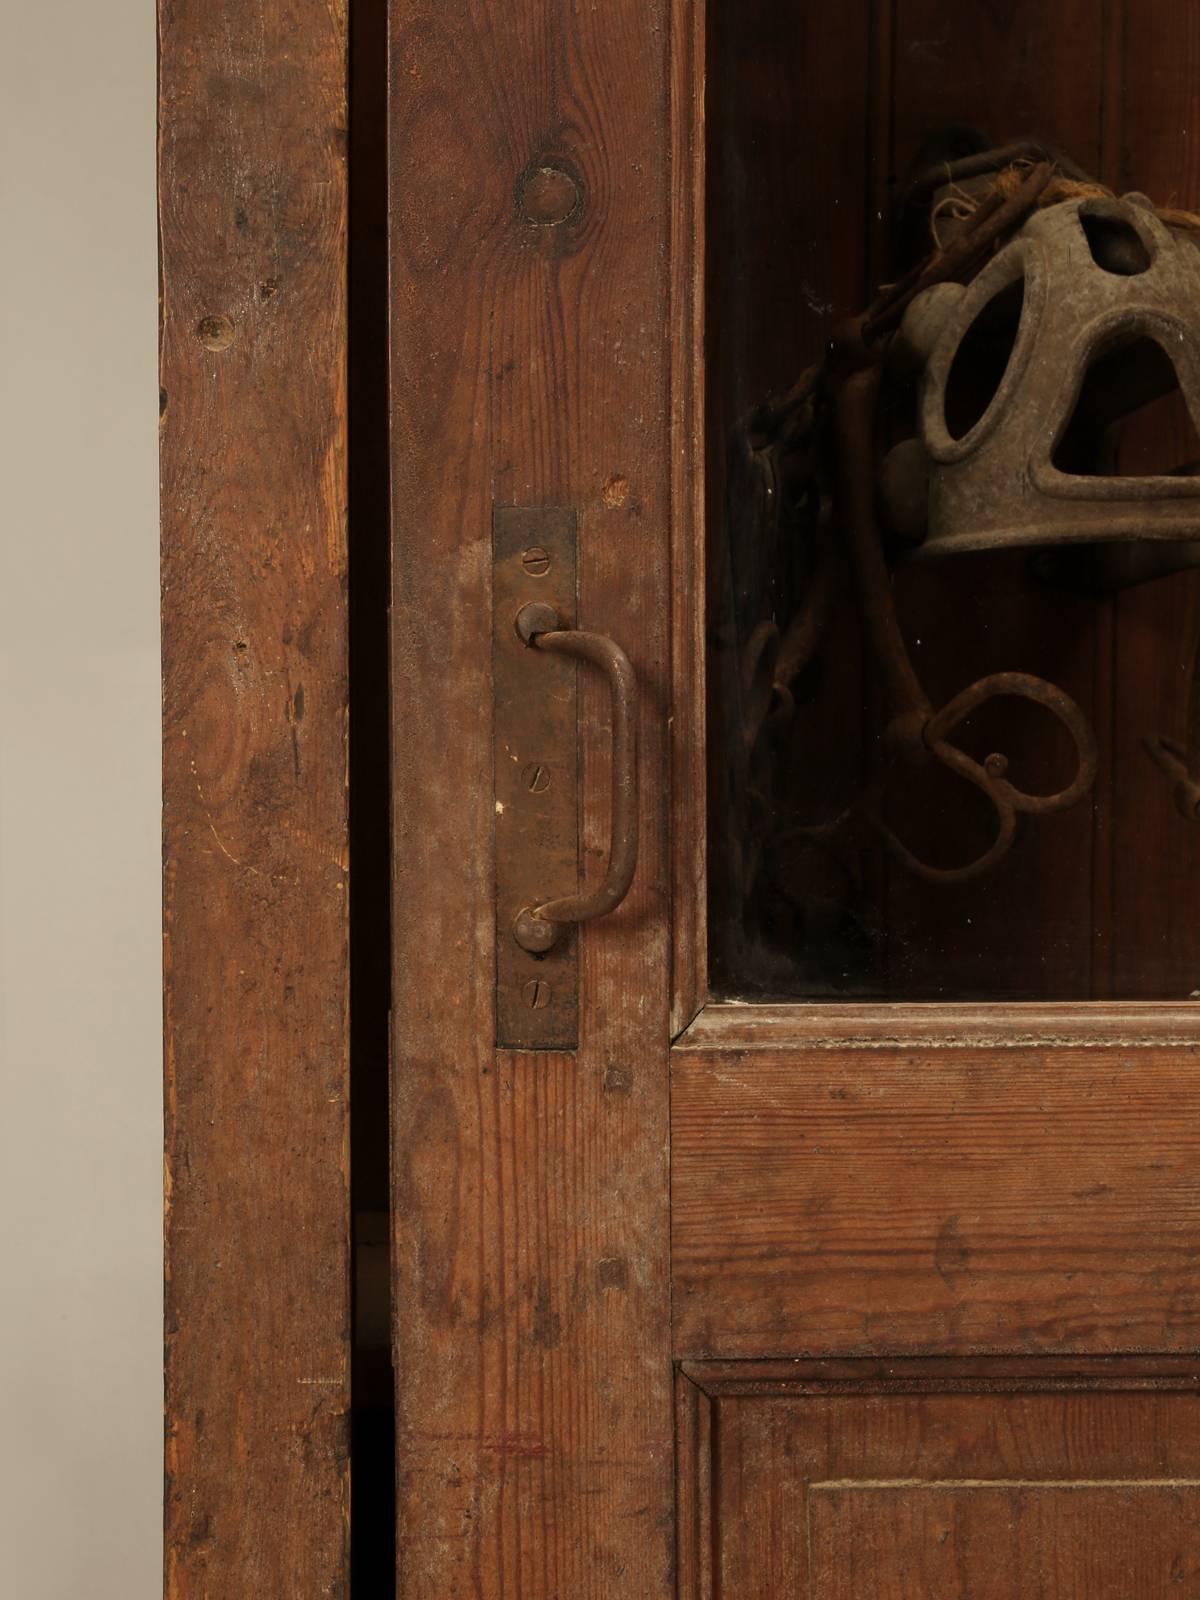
[162,0,1200,1593]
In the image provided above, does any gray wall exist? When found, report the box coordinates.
[1,1,161,1593]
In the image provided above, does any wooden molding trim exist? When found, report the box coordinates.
[680,1000,1200,1051]
[669,0,709,1037]
[675,1356,1200,1598]
[680,1356,1200,1399]
[675,1368,715,1600]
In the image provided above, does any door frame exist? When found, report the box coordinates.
[160,0,351,1592]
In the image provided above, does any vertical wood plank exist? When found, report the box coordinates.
[705,0,876,997]
[389,2,674,1595]
[714,1398,809,1600]
[883,0,1106,999]
[890,1,1103,165]
[1085,0,1128,1001]
[159,0,351,1592]
[1112,0,1200,998]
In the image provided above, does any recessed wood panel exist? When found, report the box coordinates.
[812,1483,1199,1598]
[672,1018,1200,1357]
[678,1364,1200,1599]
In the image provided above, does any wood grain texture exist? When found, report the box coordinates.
[677,1362,1200,1598]
[680,1000,1200,1051]
[672,1039,1200,1358]
[388,1,674,1594]
[882,0,1107,1000]
[160,0,351,1593]
[1111,0,1200,998]
[674,1369,714,1600]
[683,1352,1200,1394]
[890,0,1104,171]
[704,0,877,999]
[812,1483,1200,1597]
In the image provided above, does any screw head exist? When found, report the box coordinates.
[523,978,552,1010]
[523,762,551,794]
[521,546,551,577]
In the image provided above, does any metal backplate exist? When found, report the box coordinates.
[493,507,579,1048]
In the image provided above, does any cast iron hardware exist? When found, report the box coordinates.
[834,367,1099,883]
[511,601,639,952]
[727,139,1200,938]
[493,507,580,1050]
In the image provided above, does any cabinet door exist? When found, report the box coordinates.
[390,2,1200,1595]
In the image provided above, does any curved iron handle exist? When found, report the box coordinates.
[512,602,639,953]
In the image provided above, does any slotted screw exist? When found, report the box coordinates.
[523,979,552,1010]
[522,546,551,577]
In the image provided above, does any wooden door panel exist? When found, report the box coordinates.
[672,1010,1200,1358]
[678,1365,1200,1599]
[813,1485,1197,1598]
[383,0,1200,1590]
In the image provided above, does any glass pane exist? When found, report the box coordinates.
[707,3,1200,1001]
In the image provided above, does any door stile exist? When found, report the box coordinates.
[389,2,676,1594]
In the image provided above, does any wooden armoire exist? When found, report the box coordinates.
[162,0,1200,1592]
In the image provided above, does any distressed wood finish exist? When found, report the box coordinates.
[672,1027,1200,1358]
[881,0,1107,1001]
[1112,0,1200,998]
[388,1,674,1594]
[160,0,351,1593]
[677,1361,1200,1598]
[812,1484,1198,1596]
[679,1000,1200,1051]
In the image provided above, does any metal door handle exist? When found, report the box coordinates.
[512,602,639,952]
